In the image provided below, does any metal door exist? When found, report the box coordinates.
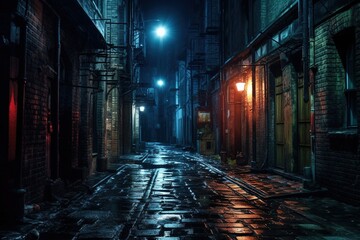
[297,76,311,173]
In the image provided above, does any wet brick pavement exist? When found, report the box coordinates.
[1,143,360,240]
[189,155,317,199]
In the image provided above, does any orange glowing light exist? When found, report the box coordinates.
[235,82,245,92]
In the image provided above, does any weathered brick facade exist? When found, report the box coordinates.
[19,0,105,202]
[314,4,360,204]
[0,0,107,221]
[20,0,58,202]
[104,0,137,157]
[220,0,359,204]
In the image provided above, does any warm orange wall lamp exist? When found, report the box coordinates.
[235,82,246,92]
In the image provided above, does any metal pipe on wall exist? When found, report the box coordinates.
[53,13,60,179]
[302,0,309,103]
[308,0,316,183]
[251,50,257,169]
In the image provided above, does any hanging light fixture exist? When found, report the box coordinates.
[235,82,245,92]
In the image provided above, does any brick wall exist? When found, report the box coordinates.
[21,0,58,202]
[223,1,244,58]
[20,0,100,202]
[79,56,95,176]
[253,0,295,35]
[58,24,85,180]
[314,4,360,204]
[104,0,128,157]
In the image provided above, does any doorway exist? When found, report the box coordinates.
[297,75,311,173]
[275,75,285,169]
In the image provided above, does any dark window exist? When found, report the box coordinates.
[345,42,357,127]
[334,28,357,128]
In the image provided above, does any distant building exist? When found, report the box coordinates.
[176,0,220,152]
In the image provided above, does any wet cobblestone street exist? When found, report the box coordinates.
[4,143,360,240]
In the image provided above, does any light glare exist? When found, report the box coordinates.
[155,26,166,38]
[157,79,164,87]
[236,82,245,92]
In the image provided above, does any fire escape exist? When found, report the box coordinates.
[187,0,220,148]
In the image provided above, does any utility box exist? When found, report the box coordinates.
[197,136,215,155]
[196,108,215,155]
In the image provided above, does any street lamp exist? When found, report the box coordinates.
[156,79,165,87]
[155,26,167,38]
[236,82,246,92]
[139,19,167,38]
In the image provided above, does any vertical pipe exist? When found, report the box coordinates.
[190,68,195,148]
[264,62,269,169]
[53,16,60,179]
[303,0,309,103]
[251,50,257,169]
[127,0,133,153]
[309,0,316,182]
[219,0,225,152]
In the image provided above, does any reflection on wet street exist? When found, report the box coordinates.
[33,143,357,239]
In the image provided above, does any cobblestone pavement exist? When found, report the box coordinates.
[1,143,360,240]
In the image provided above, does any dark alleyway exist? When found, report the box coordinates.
[2,143,360,240]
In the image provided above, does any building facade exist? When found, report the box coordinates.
[217,0,360,204]
[0,0,139,223]
[175,0,220,152]
[173,0,359,204]
[312,0,359,203]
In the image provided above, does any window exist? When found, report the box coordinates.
[345,42,357,127]
[334,27,357,128]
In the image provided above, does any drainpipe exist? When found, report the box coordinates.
[308,0,316,183]
[302,0,309,103]
[264,62,269,169]
[190,68,194,148]
[53,12,60,179]
[250,50,257,170]
[219,0,224,153]
[302,0,317,184]
[248,0,257,170]
[119,0,135,153]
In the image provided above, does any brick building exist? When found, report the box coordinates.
[0,0,119,221]
[0,0,359,226]
[104,0,135,159]
[312,1,359,204]
[175,0,220,152]
[218,0,359,204]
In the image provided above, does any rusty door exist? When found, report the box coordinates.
[275,76,285,169]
